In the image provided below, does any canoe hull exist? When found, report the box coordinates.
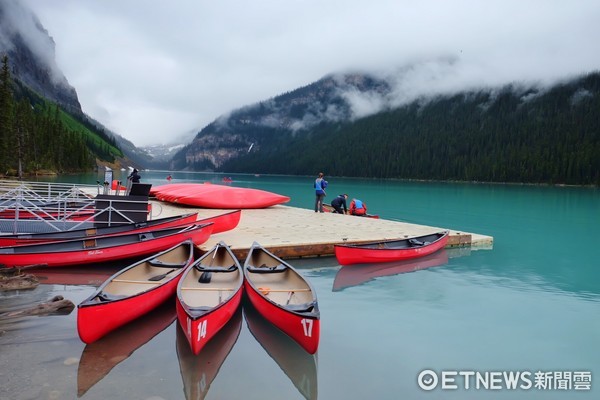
[244,283,320,354]
[197,209,241,234]
[152,183,289,209]
[0,213,198,247]
[176,289,243,355]
[333,250,449,291]
[334,231,449,265]
[78,280,178,344]
[243,242,320,354]
[0,224,212,268]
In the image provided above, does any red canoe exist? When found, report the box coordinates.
[0,223,213,268]
[157,185,208,203]
[152,182,289,209]
[243,242,320,354]
[197,209,241,234]
[332,249,449,291]
[77,300,176,396]
[151,183,218,203]
[77,240,194,344]
[176,241,244,355]
[0,212,198,247]
[334,231,449,265]
[149,182,193,196]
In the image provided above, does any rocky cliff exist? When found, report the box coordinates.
[0,0,81,114]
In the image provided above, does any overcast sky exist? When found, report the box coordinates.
[22,0,600,146]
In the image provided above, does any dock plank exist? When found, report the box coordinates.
[149,201,493,260]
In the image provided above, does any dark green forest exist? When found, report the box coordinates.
[221,73,600,185]
[0,55,122,177]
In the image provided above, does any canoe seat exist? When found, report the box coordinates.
[148,259,188,268]
[247,264,286,273]
[139,232,154,241]
[96,292,126,302]
[408,239,424,246]
[83,238,97,249]
[287,302,316,312]
[195,265,237,273]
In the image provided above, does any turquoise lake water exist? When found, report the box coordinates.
[0,171,598,399]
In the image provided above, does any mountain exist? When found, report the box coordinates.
[173,71,600,185]
[170,73,391,170]
[0,0,148,170]
[138,129,196,169]
[0,0,80,113]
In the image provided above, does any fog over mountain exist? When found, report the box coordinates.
[22,0,600,147]
[0,0,80,112]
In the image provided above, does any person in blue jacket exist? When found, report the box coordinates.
[314,172,328,213]
[331,194,348,214]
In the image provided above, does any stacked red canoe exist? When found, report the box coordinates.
[150,182,290,209]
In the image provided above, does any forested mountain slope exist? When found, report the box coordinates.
[179,72,599,185]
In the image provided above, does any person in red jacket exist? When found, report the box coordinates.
[349,198,367,216]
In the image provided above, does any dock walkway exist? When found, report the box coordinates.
[150,201,493,260]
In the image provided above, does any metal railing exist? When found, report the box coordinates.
[0,180,150,234]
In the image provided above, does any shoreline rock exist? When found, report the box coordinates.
[1,295,75,317]
[0,271,39,291]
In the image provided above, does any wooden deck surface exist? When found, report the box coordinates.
[149,201,493,260]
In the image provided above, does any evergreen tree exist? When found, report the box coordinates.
[0,54,13,172]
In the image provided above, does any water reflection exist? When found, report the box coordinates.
[244,301,318,400]
[176,307,242,400]
[77,300,176,397]
[332,250,450,291]
[31,265,119,286]
[0,284,70,339]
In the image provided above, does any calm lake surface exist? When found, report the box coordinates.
[1,171,598,400]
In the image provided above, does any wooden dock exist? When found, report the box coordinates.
[149,200,493,260]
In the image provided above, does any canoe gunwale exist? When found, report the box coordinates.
[78,240,195,308]
[177,241,244,321]
[335,231,449,251]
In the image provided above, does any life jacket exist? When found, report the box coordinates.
[315,178,325,194]
[351,199,366,215]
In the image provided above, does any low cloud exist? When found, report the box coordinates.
[19,0,600,146]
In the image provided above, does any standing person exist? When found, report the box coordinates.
[166,174,172,181]
[331,194,348,214]
[314,172,328,213]
[349,198,367,216]
[128,168,141,183]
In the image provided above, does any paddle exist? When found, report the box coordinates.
[198,244,219,284]
[149,268,177,281]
